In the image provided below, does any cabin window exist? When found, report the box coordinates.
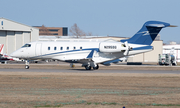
[54,47,57,50]
[74,47,76,50]
[60,47,63,50]
[67,47,69,50]
[22,44,31,48]
[80,47,82,50]
[1,21,3,25]
[48,47,50,50]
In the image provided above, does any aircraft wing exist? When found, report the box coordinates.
[49,49,95,62]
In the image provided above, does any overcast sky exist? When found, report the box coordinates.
[1,0,180,43]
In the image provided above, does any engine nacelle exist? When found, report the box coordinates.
[99,42,126,53]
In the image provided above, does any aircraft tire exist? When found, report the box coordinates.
[85,65,91,70]
[25,65,29,69]
[93,64,99,70]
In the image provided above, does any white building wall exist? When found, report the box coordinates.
[0,18,39,55]
[31,28,39,41]
[15,31,23,50]
[163,45,180,62]
[0,31,6,53]
[7,31,15,54]
[23,32,31,45]
[144,41,163,62]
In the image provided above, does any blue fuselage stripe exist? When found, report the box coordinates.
[30,48,99,59]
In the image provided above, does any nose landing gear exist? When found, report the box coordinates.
[25,60,29,69]
[25,65,29,69]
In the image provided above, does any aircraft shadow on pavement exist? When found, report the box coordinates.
[68,69,95,71]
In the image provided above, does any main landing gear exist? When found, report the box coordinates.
[93,65,99,70]
[85,64,99,70]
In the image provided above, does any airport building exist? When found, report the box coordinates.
[163,44,180,62]
[0,18,39,55]
[35,26,68,36]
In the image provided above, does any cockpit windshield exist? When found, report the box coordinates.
[22,44,31,48]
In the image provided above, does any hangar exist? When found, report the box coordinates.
[0,18,39,55]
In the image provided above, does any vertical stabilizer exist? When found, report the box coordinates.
[121,21,170,45]
[0,44,4,54]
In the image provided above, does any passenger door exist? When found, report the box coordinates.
[35,43,42,56]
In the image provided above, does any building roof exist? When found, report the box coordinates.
[0,18,38,31]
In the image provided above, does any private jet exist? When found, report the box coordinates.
[10,21,175,70]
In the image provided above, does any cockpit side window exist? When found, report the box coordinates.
[22,44,31,48]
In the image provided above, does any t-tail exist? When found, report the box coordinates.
[121,21,175,45]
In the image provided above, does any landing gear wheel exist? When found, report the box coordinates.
[85,65,91,70]
[93,64,99,70]
[25,65,29,69]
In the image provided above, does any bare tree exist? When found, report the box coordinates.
[69,23,86,38]
[40,25,51,35]
[86,32,93,36]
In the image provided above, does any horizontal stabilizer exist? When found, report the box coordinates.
[169,25,178,27]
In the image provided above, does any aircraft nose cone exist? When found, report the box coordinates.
[10,52,17,57]
[10,52,14,57]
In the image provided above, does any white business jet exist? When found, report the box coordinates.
[10,21,174,70]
